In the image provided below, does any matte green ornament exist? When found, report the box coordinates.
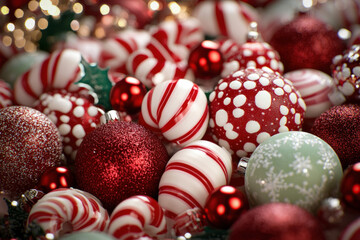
[242,131,343,213]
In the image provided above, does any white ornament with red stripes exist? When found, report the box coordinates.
[193,0,259,44]
[14,49,83,106]
[107,195,167,240]
[27,188,109,238]
[158,140,232,224]
[140,79,208,146]
[99,29,151,74]
[339,217,360,240]
[0,80,13,108]
[284,69,340,119]
[216,38,241,62]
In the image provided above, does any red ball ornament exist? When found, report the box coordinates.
[209,67,306,158]
[311,104,360,168]
[38,166,75,193]
[0,106,62,198]
[110,76,147,115]
[188,40,224,80]
[341,162,360,210]
[332,44,360,103]
[240,0,275,8]
[229,203,326,240]
[269,14,345,74]
[75,120,169,211]
[204,185,248,229]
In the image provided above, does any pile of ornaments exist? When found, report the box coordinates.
[1,0,360,239]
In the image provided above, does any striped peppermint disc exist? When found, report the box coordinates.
[339,217,360,240]
[284,69,339,119]
[140,79,208,146]
[0,80,13,108]
[14,49,83,106]
[27,188,109,238]
[158,140,232,222]
[99,29,151,74]
[107,195,167,240]
[193,0,259,44]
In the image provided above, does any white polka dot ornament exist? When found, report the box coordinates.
[0,80,13,108]
[140,79,209,146]
[209,67,306,158]
[34,89,103,161]
[107,195,167,240]
[27,188,109,238]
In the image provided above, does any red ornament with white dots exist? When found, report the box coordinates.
[34,89,103,161]
[209,67,306,158]
[341,162,360,210]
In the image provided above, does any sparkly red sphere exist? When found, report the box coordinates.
[38,166,75,193]
[75,120,169,211]
[204,186,248,229]
[311,104,360,168]
[341,162,360,210]
[270,14,345,74]
[0,106,62,198]
[188,40,224,79]
[229,203,326,240]
[110,76,147,115]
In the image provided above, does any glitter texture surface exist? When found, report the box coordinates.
[0,106,63,198]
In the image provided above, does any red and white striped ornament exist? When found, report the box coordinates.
[99,30,151,74]
[0,80,13,108]
[107,195,167,240]
[193,0,259,44]
[14,49,83,106]
[216,38,241,62]
[339,217,360,240]
[27,188,109,238]
[158,140,232,223]
[140,79,208,146]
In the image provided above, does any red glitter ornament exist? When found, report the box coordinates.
[188,40,224,80]
[38,166,75,193]
[229,203,326,240]
[269,14,345,74]
[204,185,248,229]
[75,120,169,211]
[110,76,147,115]
[341,162,360,210]
[0,106,62,198]
[311,104,360,168]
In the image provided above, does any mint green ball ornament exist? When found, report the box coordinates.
[243,131,343,213]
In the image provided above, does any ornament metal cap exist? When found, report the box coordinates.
[247,22,260,42]
[237,157,249,176]
[100,110,120,124]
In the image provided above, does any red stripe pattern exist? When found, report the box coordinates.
[27,188,109,238]
[107,195,167,240]
[0,80,13,108]
[14,49,83,106]
[158,140,232,222]
[140,79,209,146]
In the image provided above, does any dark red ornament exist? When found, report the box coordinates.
[229,203,326,240]
[240,0,275,8]
[311,104,360,168]
[38,166,75,193]
[75,120,169,211]
[270,14,345,74]
[110,76,147,115]
[188,40,224,80]
[341,162,360,210]
[204,185,248,229]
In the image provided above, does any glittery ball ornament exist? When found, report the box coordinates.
[341,162,360,210]
[110,76,147,115]
[34,90,103,161]
[332,45,360,103]
[243,131,343,213]
[269,14,345,74]
[311,104,360,168]
[209,67,306,158]
[75,120,169,211]
[0,106,62,198]
[188,40,224,80]
[229,203,326,240]
[204,185,248,229]
[38,166,75,193]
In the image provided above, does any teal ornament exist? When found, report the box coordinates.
[243,131,343,213]
[76,58,113,111]
[59,231,115,240]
